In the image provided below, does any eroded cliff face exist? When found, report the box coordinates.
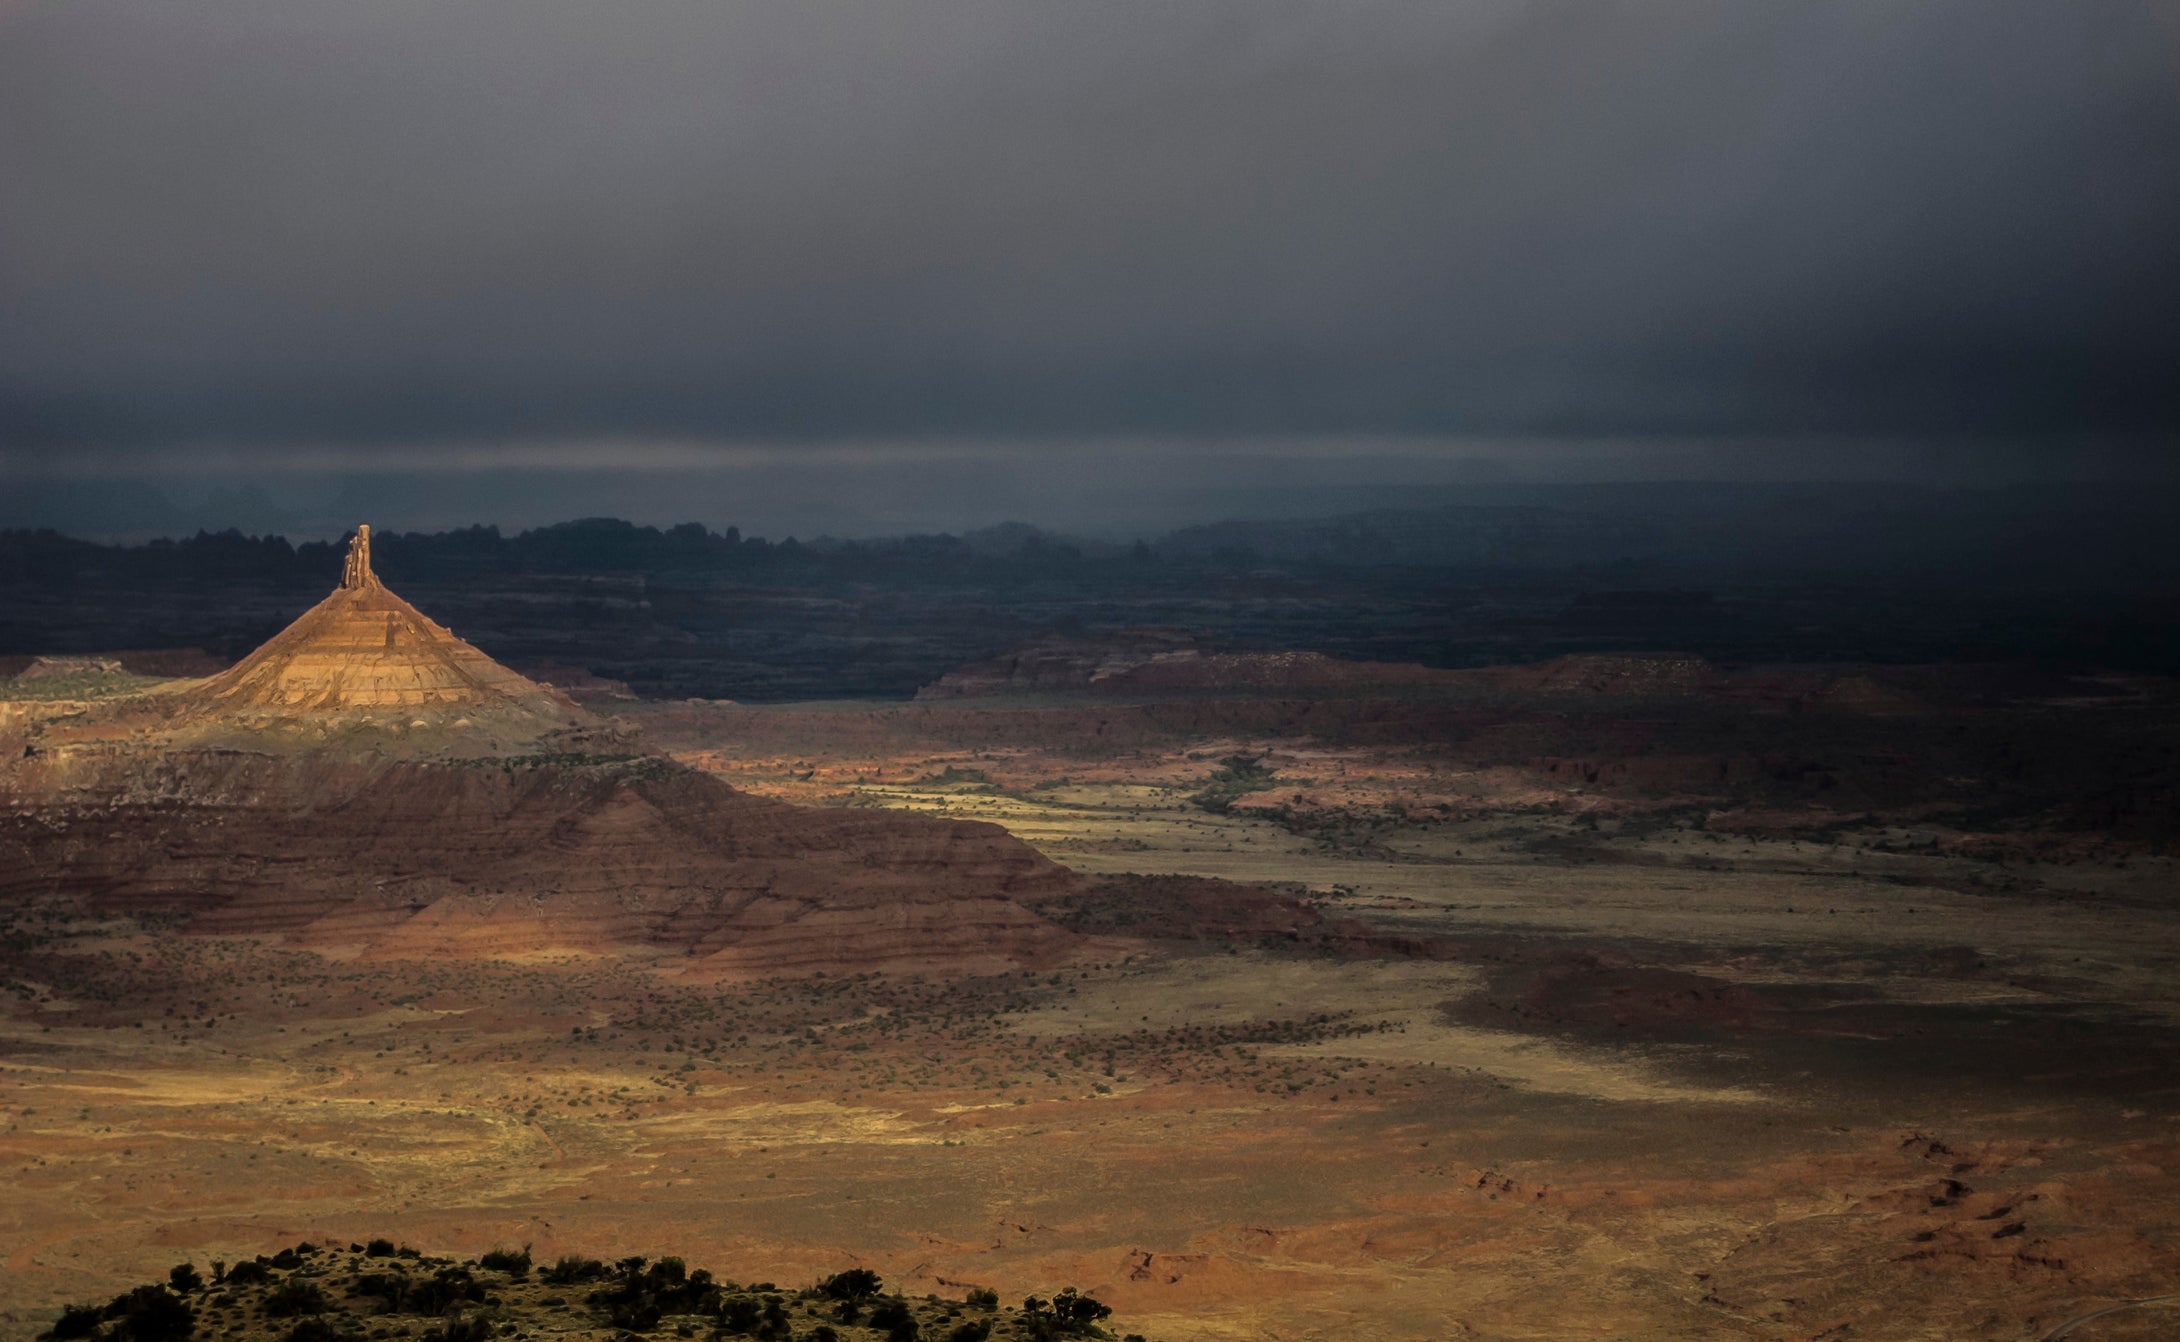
[153,550,597,749]
[0,534,1085,977]
[0,748,1079,976]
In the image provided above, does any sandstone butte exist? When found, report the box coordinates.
[0,527,1079,977]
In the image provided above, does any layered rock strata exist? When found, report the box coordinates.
[0,528,1082,976]
[163,522,591,742]
[0,750,1076,976]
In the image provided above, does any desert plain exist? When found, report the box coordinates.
[7,1,2180,1334]
[4,639,2178,1342]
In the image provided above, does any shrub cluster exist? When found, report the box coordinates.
[586,1256,726,1331]
[348,1265,483,1317]
[538,1254,606,1285]
[1021,1288,1115,1340]
[40,1241,1133,1342]
[260,1281,331,1319]
[43,1286,192,1342]
[476,1247,531,1279]
[1190,753,1279,813]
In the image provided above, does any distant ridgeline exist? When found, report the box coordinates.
[4,495,2177,696]
[6,480,2177,587]
[41,1241,1141,1342]
[0,518,1140,588]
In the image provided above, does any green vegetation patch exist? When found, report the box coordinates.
[912,765,1002,793]
[1188,753,1278,814]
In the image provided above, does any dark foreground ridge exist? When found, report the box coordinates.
[40,1243,1140,1342]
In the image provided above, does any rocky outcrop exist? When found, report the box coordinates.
[172,528,584,734]
[517,660,640,705]
[917,630,1453,700]
[12,655,126,680]
[916,629,1199,698]
[1,648,230,680]
[0,529,1087,977]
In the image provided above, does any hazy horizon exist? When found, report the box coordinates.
[7,436,2174,545]
[6,0,2176,540]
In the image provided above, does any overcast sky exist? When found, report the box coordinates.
[2,0,2176,533]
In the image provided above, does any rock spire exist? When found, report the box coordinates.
[172,523,584,725]
[341,524,375,589]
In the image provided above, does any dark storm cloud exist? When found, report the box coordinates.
[2,0,2178,460]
